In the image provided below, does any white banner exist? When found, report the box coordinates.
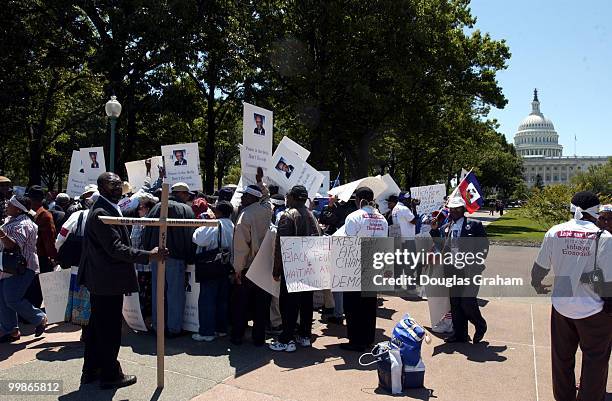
[328,175,389,202]
[410,183,446,215]
[182,264,200,332]
[246,228,280,297]
[161,142,202,191]
[242,103,273,187]
[39,269,71,324]
[66,150,87,197]
[122,292,147,332]
[125,156,163,191]
[280,236,332,293]
[80,147,106,184]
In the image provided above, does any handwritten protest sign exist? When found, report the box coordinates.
[280,236,331,293]
[66,151,88,197]
[182,265,200,332]
[125,156,163,190]
[242,103,273,187]
[410,184,446,215]
[161,142,202,191]
[123,293,147,332]
[330,236,361,292]
[39,269,71,324]
[80,147,106,184]
[293,162,324,200]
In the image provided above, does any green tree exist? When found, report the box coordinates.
[570,159,611,195]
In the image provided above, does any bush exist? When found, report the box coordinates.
[522,184,574,227]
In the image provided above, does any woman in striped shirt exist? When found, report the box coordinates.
[0,195,47,342]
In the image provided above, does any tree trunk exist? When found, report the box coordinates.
[28,125,43,186]
[204,83,217,193]
[355,134,370,178]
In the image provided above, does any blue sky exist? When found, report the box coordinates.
[469,0,611,156]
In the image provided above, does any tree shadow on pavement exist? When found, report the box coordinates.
[432,341,507,363]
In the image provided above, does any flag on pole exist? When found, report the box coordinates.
[457,172,485,213]
[331,173,340,189]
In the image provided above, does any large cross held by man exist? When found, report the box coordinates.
[99,182,218,389]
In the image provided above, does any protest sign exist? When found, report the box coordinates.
[410,183,446,215]
[318,171,330,195]
[292,162,324,200]
[246,228,280,297]
[328,175,389,202]
[278,136,310,160]
[125,156,163,190]
[267,141,305,192]
[161,142,202,191]
[66,150,87,197]
[182,265,200,332]
[39,269,71,324]
[242,103,273,187]
[280,236,332,293]
[80,147,106,183]
[123,293,147,332]
[330,236,361,292]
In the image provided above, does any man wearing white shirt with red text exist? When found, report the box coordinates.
[532,191,611,401]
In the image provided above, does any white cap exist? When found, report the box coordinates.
[171,182,191,192]
[447,196,466,208]
[600,204,612,213]
[82,184,98,197]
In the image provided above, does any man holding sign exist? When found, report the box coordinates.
[78,173,168,389]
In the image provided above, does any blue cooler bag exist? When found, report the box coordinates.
[391,313,428,367]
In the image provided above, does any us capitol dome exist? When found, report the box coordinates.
[514,89,608,187]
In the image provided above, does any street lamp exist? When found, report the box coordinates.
[105,95,122,172]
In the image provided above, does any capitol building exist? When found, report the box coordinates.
[514,89,609,187]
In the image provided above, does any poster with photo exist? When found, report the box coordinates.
[125,156,163,191]
[242,103,273,186]
[80,147,106,183]
[161,142,203,191]
[278,136,310,160]
[267,141,305,192]
[182,265,200,332]
[292,162,324,200]
[67,150,88,197]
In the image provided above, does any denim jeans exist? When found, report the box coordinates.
[0,269,46,333]
[151,258,186,334]
[197,277,229,336]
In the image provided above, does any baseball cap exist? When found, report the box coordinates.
[55,193,71,203]
[237,185,263,198]
[399,191,411,201]
[82,184,98,197]
[171,182,191,193]
[288,185,308,201]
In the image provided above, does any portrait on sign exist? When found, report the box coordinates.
[275,157,294,179]
[89,152,99,169]
[173,149,188,166]
[253,113,266,136]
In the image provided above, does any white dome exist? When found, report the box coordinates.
[518,114,555,131]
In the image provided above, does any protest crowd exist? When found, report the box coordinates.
[0,128,610,398]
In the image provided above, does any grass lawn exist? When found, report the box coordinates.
[486,209,547,241]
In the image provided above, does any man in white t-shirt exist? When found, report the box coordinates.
[340,186,388,352]
[391,192,416,239]
[532,191,611,401]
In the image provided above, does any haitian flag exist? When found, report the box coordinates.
[458,172,485,213]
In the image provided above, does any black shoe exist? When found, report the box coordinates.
[80,371,100,384]
[100,374,137,390]
[339,343,365,352]
[473,325,487,344]
[0,333,21,343]
[35,316,48,337]
[444,335,470,343]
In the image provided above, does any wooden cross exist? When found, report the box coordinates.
[99,183,218,388]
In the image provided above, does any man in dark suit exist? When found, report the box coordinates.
[253,114,265,135]
[174,150,187,166]
[437,196,489,344]
[78,172,167,389]
[90,152,99,169]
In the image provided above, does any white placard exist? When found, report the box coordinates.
[66,150,87,197]
[410,184,446,215]
[280,236,332,293]
[330,236,361,292]
[161,142,203,191]
[278,136,310,160]
[125,156,163,191]
[246,228,280,297]
[80,147,106,183]
[318,171,330,195]
[292,162,325,200]
[122,292,147,332]
[328,175,389,202]
[267,141,306,193]
[39,269,71,324]
[182,264,200,332]
[242,103,273,187]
